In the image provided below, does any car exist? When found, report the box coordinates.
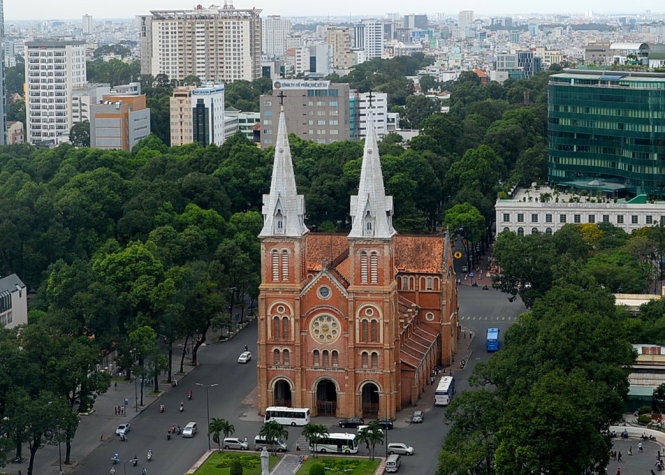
[223,437,249,450]
[254,435,288,452]
[387,442,414,456]
[182,422,198,438]
[238,351,252,364]
[338,417,364,428]
[115,423,131,436]
[377,418,394,430]
[461,265,468,273]
[357,424,383,435]
[411,410,424,423]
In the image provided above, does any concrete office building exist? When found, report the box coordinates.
[25,40,86,146]
[350,91,388,140]
[327,27,357,70]
[403,14,428,29]
[82,14,93,35]
[170,83,225,147]
[548,70,665,197]
[361,19,384,60]
[139,2,262,83]
[458,10,474,30]
[262,15,291,58]
[90,93,150,151]
[260,80,350,147]
[0,274,27,329]
[71,83,111,124]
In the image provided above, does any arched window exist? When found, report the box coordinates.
[273,317,281,339]
[503,227,510,233]
[273,349,280,365]
[361,352,369,368]
[426,277,433,290]
[361,319,369,342]
[281,250,289,281]
[322,350,329,367]
[370,252,378,284]
[532,228,539,234]
[360,251,368,284]
[364,210,373,236]
[282,317,289,339]
[275,209,284,234]
[283,349,290,366]
[313,350,320,366]
[517,227,524,236]
[271,250,279,281]
[433,277,440,291]
[371,352,378,368]
[332,350,339,367]
[545,227,553,235]
[370,320,379,342]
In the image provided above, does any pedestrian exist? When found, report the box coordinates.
[618,451,622,461]
[651,469,656,475]
[628,446,633,456]
[659,449,662,460]
[639,441,643,453]
[296,442,300,451]
[616,468,620,475]
[114,406,117,415]
[114,381,118,391]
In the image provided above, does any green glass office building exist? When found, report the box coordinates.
[548,71,665,197]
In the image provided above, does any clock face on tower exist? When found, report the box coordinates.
[310,314,341,344]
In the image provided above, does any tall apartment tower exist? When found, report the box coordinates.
[170,83,226,147]
[327,27,357,70]
[139,2,262,83]
[0,0,6,145]
[25,40,86,145]
[262,15,291,59]
[82,14,93,35]
[458,10,474,30]
[362,19,384,60]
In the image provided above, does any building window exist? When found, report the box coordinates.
[545,214,553,223]
[532,228,539,234]
[282,317,289,339]
[617,215,624,224]
[360,251,368,284]
[361,352,369,368]
[272,250,279,281]
[273,317,281,339]
[545,227,553,235]
[370,252,378,284]
[632,215,638,224]
[322,350,329,367]
[517,213,524,223]
[647,216,653,225]
[588,215,595,224]
[503,213,510,222]
[313,350,320,366]
[370,320,379,342]
[517,227,524,236]
[425,312,435,321]
[332,350,339,367]
[361,319,369,342]
[371,352,378,368]
[603,215,610,223]
[317,285,331,299]
[273,349,280,365]
[531,214,538,223]
[281,250,289,281]
[560,215,567,223]
[283,349,290,366]
[426,277,433,290]
[574,214,581,224]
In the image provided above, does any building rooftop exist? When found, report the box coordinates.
[25,39,85,47]
[0,274,25,294]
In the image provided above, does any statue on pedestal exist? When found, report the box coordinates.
[260,447,269,475]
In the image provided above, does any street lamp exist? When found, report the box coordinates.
[196,382,219,451]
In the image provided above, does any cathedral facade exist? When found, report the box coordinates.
[256,108,459,419]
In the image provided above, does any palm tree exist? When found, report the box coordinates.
[259,420,288,453]
[209,417,235,451]
[302,423,328,457]
[356,421,384,460]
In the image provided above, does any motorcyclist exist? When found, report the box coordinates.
[131,455,138,466]
[112,453,120,464]
[147,449,153,460]
[179,402,184,412]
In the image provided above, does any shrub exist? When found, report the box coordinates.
[230,459,243,475]
[638,406,652,415]
[309,462,326,475]
[638,414,652,425]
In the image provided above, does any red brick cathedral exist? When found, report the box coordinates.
[257,108,459,419]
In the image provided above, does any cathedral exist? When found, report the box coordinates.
[256,106,459,419]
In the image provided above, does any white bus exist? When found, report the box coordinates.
[264,407,310,426]
[309,433,358,454]
[435,376,455,406]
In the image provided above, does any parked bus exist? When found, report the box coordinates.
[434,376,455,406]
[486,327,500,352]
[309,433,358,454]
[264,407,310,426]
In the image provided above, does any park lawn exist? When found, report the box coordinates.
[194,451,280,475]
[298,456,380,474]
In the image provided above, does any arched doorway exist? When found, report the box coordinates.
[361,382,379,418]
[316,379,337,416]
[274,379,292,407]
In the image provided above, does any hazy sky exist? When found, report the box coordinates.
[3,0,662,20]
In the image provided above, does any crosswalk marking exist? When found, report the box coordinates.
[459,315,518,321]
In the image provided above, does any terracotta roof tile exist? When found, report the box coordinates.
[306,234,349,271]
[395,235,446,273]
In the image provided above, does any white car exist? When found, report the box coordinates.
[238,351,252,364]
[115,423,131,436]
[182,422,198,438]
[223,437,249,450]
[388,442,414,456]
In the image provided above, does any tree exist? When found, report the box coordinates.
[443,203,486,269]
[230,459,243,475]
[309,463,326,475]
[302,423,328,456]
[356,421,383,460]
[259,420,288,453]
[403,95,440,129]
[69,121,90,147]
[209,417,234,451]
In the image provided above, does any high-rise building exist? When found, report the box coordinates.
[170,83,226,147]
[0,0,6,145]
[403,14,428,29]
[256,108,459,418]
[262,15,291,59]
[82,14,93,35]
[138,2,262,83]
[362,19,384,60]
[71,83,111,124]
[25,40,86,145]
[259,80,350,147]
[458,10,474,30]
[327,27,357,70]
[548,70,665,197]
[350,91,388,140]
[90,91,150,151]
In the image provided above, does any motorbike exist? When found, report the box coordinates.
[147,450,153,461]
[131,457,138,467]
[179,403,184,413]
[112,454,120,464]
[159,404,165,413]
[166,432,171,440]
[187,391,192,400]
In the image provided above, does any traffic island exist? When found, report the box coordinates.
[190,450,281,475]
[297,456,381,474]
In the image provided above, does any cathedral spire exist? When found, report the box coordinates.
[348,107,395,239]
[259,107,308,238]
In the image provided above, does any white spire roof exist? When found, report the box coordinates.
[349,107,395,239]
[259,109,308,238]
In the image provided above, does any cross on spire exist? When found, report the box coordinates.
[277,90,287,106]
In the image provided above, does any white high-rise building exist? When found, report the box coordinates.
[362,19,384,60]
[25,40,86,145]
[355,91,388,139]
[82,14,93,35]
[139,2,262,83]
[71,83,111,124]
[458,10,474,30]
[170,84,226,147]
[262,15,291,58]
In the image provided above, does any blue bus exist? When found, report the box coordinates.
[486,328,500,352]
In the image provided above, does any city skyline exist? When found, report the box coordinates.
[3,0,664,21]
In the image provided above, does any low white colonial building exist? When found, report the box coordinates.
[0,274,27,329]
[496,185,665,237]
